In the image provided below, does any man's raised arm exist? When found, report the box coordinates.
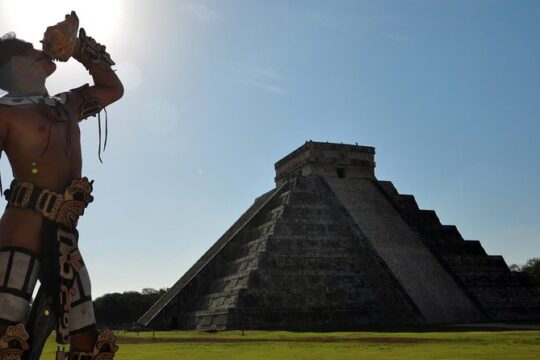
[70,28,124,121]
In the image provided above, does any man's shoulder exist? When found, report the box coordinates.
[52,92,69,105]
[0,98,23,117]
[0,98,25,125]
[52,91,82,118]
[0,104,12,136]
[0,102,13,116]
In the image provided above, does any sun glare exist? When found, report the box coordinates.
[0,0,124,48]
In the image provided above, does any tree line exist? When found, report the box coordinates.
[93,288,168,328]
[510,257,540,286]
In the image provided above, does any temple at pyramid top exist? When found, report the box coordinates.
[275,141,376,185]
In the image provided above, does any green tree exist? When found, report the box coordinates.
[509,263,521,272]
[521,257,540,286]
[93,288,168,327]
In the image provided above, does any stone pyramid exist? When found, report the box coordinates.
[138,141,540,330]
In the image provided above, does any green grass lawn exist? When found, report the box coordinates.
[39,330,540,359]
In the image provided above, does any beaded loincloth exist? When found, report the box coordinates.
[3,177,94,344]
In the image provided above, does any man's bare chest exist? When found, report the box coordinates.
[3,105,81,162]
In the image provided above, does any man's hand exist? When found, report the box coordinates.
[73,29,115,67]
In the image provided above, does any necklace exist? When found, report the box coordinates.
[0,93,67,107]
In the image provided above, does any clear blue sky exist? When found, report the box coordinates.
[1,0,539,297]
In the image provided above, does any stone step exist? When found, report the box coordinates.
[281,205,344,221]
[246,220,277,238]
[255,205,285,224]
[237,236,270,257]
[273,221,351,237]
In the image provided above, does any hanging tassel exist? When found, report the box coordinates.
[40,122,53,158]
[103,106,108,151]
[97,111,103,163]
[0,151,3,197]
[97,105,108,163]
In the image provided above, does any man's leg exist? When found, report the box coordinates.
[67,258,117,358]
[0,247,38,358]
[68,263,97,353]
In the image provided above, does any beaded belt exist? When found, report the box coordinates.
[4,177,94,227]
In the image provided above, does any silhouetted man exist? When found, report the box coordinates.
[0,12,123,360]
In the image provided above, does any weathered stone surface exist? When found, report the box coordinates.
[138,141,540,330]
[378,180,540,321]
[325,177,485,323]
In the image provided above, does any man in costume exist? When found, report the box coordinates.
[0,12,123,360]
